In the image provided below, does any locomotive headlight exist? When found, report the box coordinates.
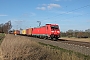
[51,31,54,32]
[57,31,60,33]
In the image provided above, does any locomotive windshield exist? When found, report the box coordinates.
[51,25,59,29]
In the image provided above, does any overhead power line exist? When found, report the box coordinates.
[69,4,90,12]
[62,13,90,21]
[45,4,90,20]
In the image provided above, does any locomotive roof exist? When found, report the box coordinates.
[46,24,58,25]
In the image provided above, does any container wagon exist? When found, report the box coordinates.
[21,29,26,35]
[26,28,32,36]
[14,30,20,35]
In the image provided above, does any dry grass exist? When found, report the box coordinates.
[60,37,90,42]
[1,35,45,60]
[0,34,90,60]
[0,33,5,45]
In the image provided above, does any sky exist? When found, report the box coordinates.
[0,0,90,32]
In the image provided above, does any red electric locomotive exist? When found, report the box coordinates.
[32,24,60,40]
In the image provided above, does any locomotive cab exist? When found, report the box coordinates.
[50,25,60,39]
[46,24,60,40]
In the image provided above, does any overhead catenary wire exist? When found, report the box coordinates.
[45,4,90,20]
[61,13,90,21]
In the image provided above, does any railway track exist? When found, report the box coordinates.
[29,36,90,48]
[58,39,90,48]
[29,37,90,56]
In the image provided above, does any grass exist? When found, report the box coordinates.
[1,34,52,60]
[0,33,5,45]
[1,34,90,60]
[60,37,90,42]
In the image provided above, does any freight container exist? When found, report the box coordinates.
[14,30,20,35]
[22,29,26,35]
[26,28,32,36]
[28,28,32,35]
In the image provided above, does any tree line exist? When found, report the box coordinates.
[0,21,12,34]
[61,29,90,38]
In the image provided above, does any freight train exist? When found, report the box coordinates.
[14,24,60,40]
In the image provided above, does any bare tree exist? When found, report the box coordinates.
[0,21,12,33]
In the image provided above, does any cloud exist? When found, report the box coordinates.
[86,20,90,22]
[0,14,8,16]
[30,12,36,16]
[36,3,61,10]
[42,4,47,6]
[11,19,24,23]
[58,11,73,14]
[50,10,83,15]
[21,12,36,18]
[36,7,46,10]
[47,4,61,9]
